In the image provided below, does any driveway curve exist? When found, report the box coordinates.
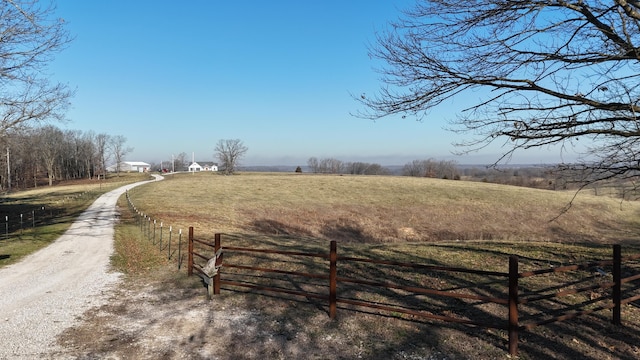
[0,175,162,359]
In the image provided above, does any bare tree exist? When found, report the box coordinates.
[94,133,110,179]
[402,158,459,179]
[0,1,73,135]
[345,161,389,175]
[402,159,429,177]
[174,152,187,172]
[109,135,132,176]
[78,131,97,179]
[346,162,369,175]
[35,125,64,186]
[362,163,389,175]
[307,157,319,173]
[214,139,248,175]
[358,1,640,185]
[319,158,343,174]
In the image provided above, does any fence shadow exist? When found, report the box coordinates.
[185,230,640,359]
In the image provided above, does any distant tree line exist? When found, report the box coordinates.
[0,126,131,190]
[305,157,463,179]
[306,157,390,175]
[402,159,460,179]
[302,155,629,195]
[460,166,555,189]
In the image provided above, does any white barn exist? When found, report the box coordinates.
[107,161,151,173]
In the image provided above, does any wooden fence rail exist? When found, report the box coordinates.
[187,228,640,356]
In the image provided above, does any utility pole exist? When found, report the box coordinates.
[6,146,10,192]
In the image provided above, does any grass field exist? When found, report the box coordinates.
[0,173,150,267]
[127,171,640,245]
[115,172,640,359]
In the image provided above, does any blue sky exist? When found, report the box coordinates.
[50,0,566,166]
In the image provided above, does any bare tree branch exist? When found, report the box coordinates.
[0,0,73,135]
[357,0,640,184]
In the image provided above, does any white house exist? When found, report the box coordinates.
[188,161,218,172]
[106,161,150,173]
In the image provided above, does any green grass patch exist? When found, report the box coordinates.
[0,223,70,266]
[0,173,151,268]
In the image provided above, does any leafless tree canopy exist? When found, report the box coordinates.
[0,0,72,134]
[109,135,133,175]
[0,126,124,190]
[307,157,390,175]
[359,0,640,183]
[403,158,459,179]
[215,139,248,175]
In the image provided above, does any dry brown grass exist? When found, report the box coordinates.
[127,172,640,245]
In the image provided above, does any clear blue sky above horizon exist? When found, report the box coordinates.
[50,0,569,167]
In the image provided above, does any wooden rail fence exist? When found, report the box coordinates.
[187,227,640,356]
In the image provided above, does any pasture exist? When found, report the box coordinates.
[113,172,640,359]
[127,171,640,245]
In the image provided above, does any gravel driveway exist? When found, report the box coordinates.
[0,176,161,359]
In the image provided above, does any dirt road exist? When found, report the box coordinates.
[0,176,161,359]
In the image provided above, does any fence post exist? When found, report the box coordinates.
[613,244,622,326]
[508,255,519,357]
[165,226,171,251]
[168,227,173,257]
[187,227,194,276]
[178,228,182,269]
[329,240,337,319]
[214,233,221,295]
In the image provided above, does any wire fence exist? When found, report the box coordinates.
[0,191,95,240]
[125,190,186,268]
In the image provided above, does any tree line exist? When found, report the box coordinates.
[306,157,461,178]
[0,126,130,191]
[306,157,391,175]
[304,156,589,191]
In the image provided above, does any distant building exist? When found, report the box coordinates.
[106,161,150,173]
[188,161,218,172]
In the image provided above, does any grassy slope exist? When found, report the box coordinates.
[127,172,640,245]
